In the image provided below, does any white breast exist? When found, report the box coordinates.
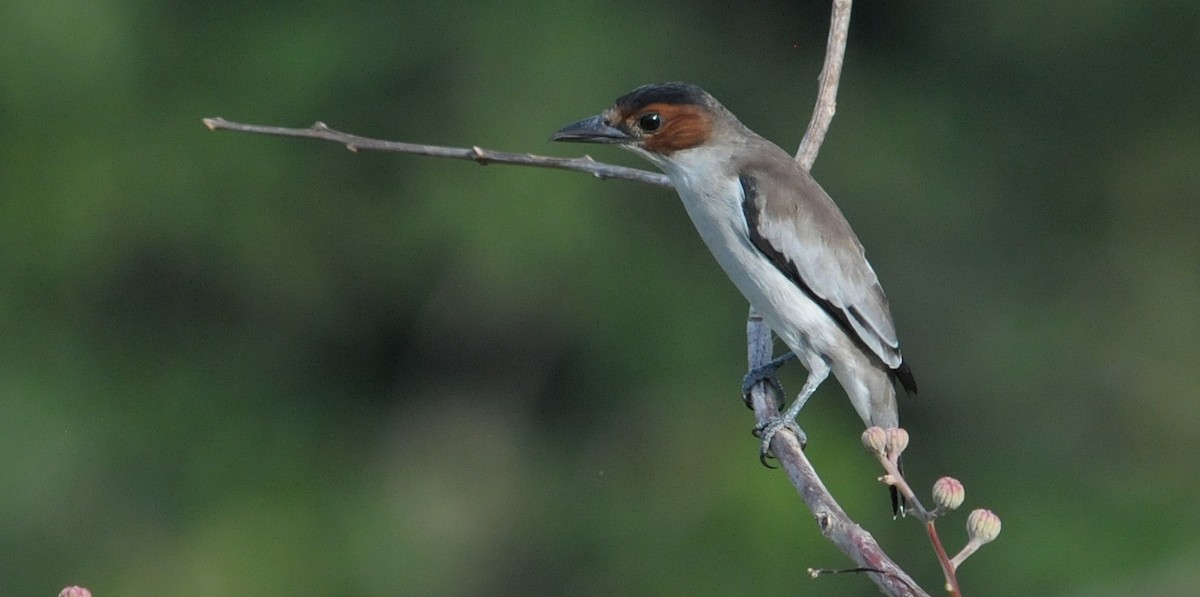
[654,147,847,361]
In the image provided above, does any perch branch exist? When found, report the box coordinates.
[746,312,927,596]
[202,118,672,189]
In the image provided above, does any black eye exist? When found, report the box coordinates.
[638,112,662,131]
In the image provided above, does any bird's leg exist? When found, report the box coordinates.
[754,358,830,466]
[741,351,798,409]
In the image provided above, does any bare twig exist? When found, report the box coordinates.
[871,442,962,596]
[747,312,927,596]
[795,0,852,171]
[201,118,672,189]
[926,521,961,595]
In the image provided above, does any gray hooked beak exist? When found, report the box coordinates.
[550,115,631,144]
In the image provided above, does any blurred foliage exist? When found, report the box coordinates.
[2,0,1198,595]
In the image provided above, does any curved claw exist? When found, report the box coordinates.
[751,425,778,468]
[752,416,807,468]
[741,351,798,408]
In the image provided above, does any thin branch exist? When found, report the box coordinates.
[201,118,672,189]
[926,521,962,596]
[746,311,928,597]
[872,444,963,596]
[795,0,852,171]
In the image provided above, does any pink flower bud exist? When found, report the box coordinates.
[932,477,965,510]
[885,427,909,457]
[59,588,92,597]
[861,426,888,454]
[966,509,1001,544]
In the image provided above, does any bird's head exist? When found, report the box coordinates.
[552,82,733,167]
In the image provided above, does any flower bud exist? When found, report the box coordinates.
[59,588,92,597]
[861,426,888,455]
[885,427,909,457]
[932,477,965,511]
[966,509,1002,544]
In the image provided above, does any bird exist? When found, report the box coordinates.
[551,82,916,484]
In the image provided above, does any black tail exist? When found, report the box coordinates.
[893,361,918,397]
[890,486,907,517]
[889,363,914,516]
[891,456,908,517]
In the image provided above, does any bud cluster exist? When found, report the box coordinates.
[860,426,908,463]
[861,426,1002,577]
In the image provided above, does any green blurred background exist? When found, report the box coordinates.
[3,0,1198,595]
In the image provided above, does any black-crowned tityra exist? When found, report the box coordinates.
[552,82,917,472]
